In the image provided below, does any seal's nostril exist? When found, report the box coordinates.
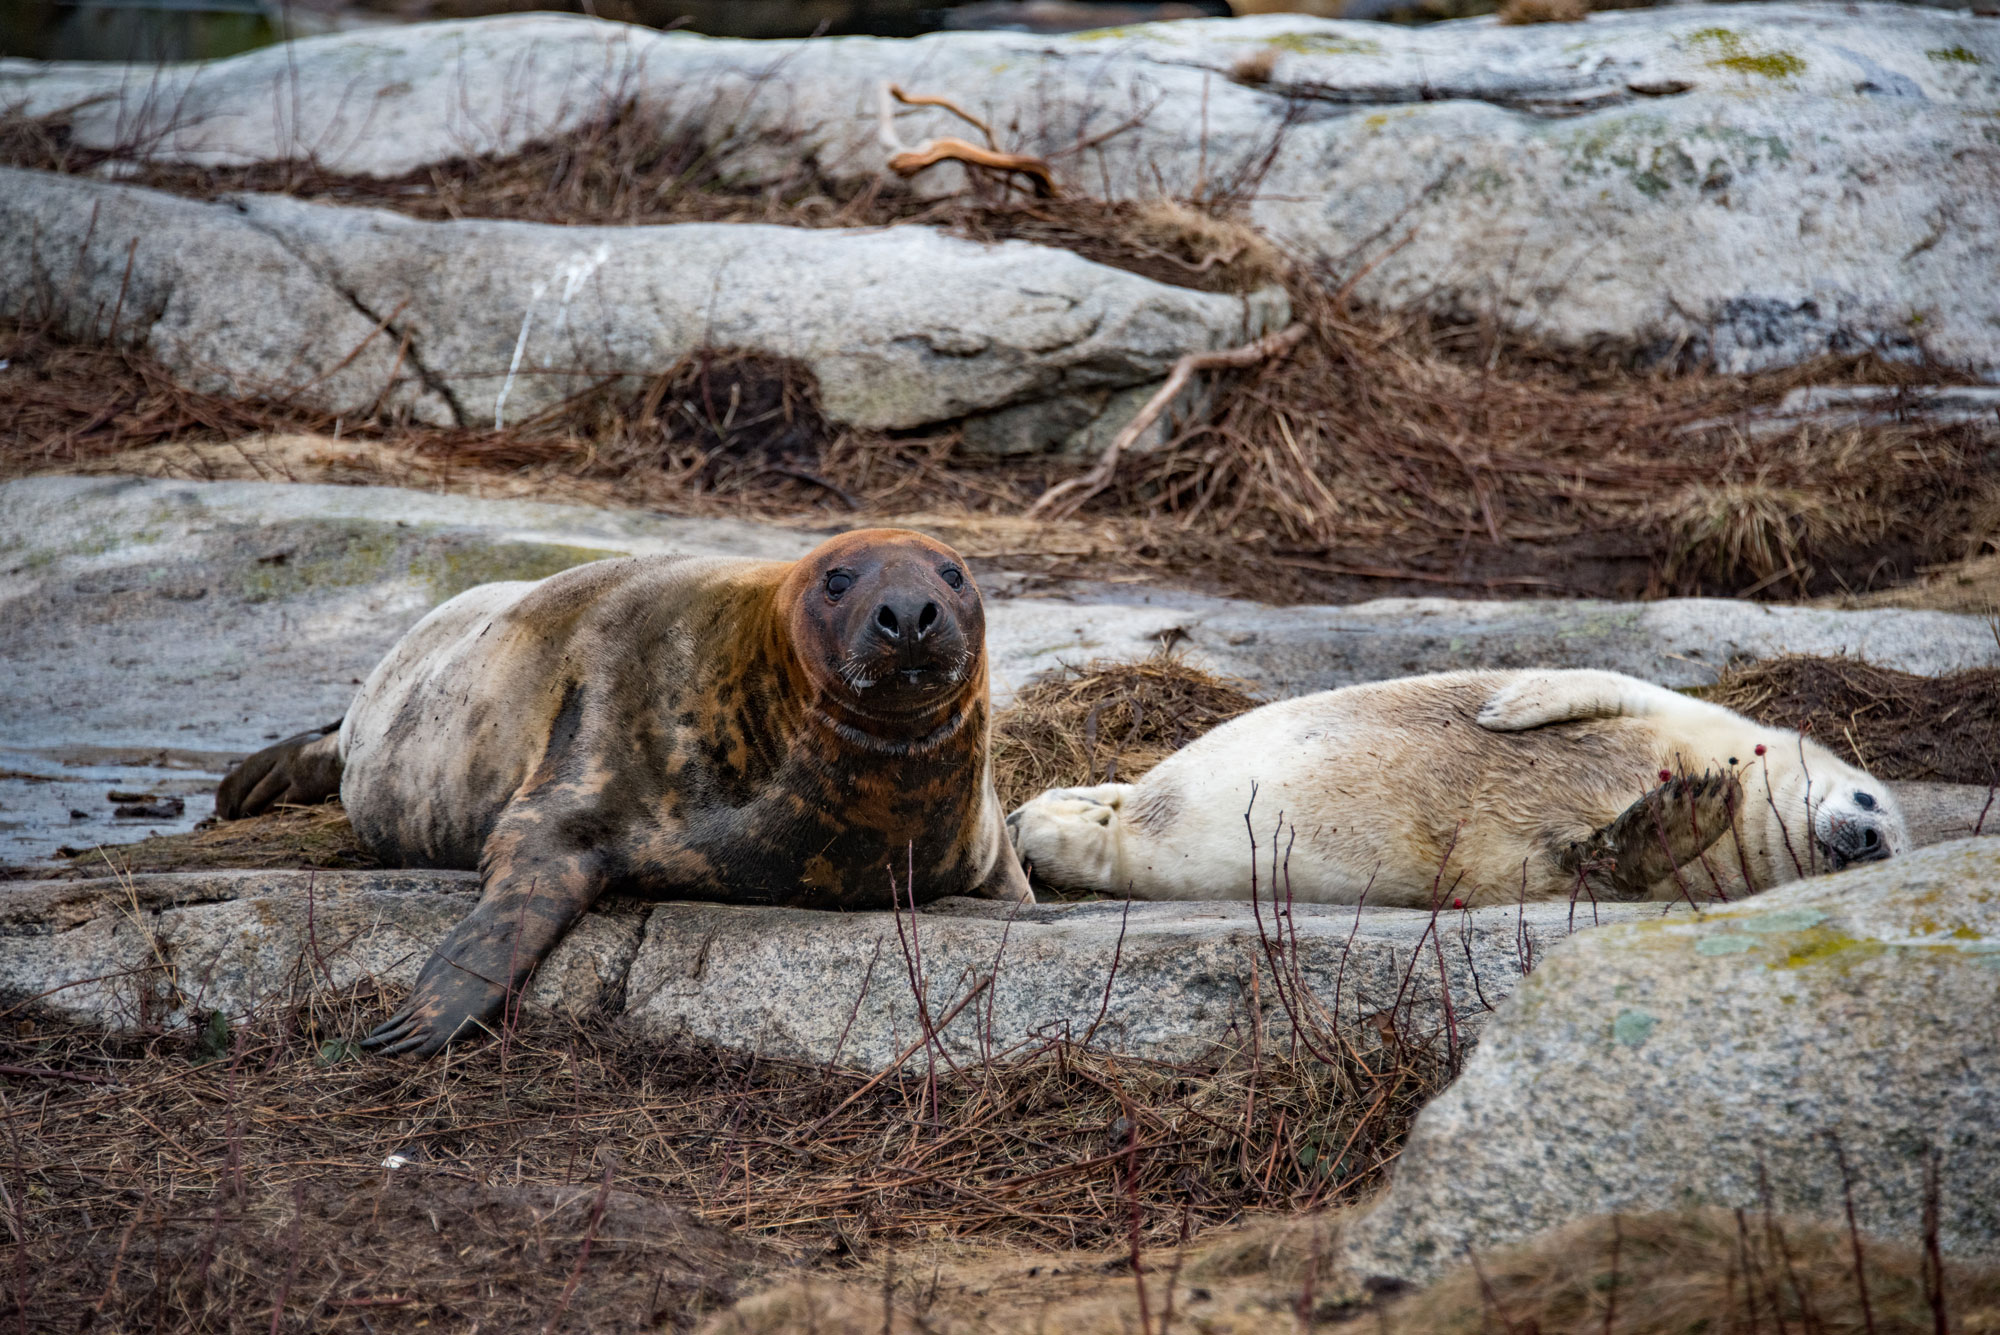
[1862,828,1879,849]
[875,605,900,638]
[916,602,939,637]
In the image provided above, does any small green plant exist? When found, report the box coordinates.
[194,1008,232,1062]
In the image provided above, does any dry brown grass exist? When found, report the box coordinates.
[19,804,375,880]
[1658,477,1859,597]
[0,326,340,476]
[1499,0,1592,22]
[1111,277,1987,601]
[1830,551,2000,616]
[1387,1207,2000,1335]
[4,972,1444,1331]
[702,1206,2000,1334]
[1709,655,2000,786]
[1229,46,1281,85]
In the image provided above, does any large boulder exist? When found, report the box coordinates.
[0,169,1287,438]
[1337,836,2000,1283]
[6,5,1998,374]
[6,476,1999,862]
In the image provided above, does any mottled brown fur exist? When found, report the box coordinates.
[216,530,1027,1055]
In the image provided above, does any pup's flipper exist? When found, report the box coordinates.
[1558,771,1742,901]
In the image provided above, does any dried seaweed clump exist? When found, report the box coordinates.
[992,655,1261,813]
[1709,655,2000,785]
[39,804,376,880]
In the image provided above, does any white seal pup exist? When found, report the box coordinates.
[1006,668,1907,906]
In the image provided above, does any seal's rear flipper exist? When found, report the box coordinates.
[214,721,344,820]
[1558,771,1742,901]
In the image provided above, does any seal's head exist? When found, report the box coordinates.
[1757,737,1909,874]
[781,529,985,723]
[1807,768,1909,872]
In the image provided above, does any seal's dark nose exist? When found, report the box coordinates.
[1824,819,1891,871]
[873,597,940,642]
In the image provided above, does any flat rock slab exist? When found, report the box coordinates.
[0,867,1669,1068]
[625,893,1679,1068]
[1336,836,2000,1282]
[0,868,645,1032]
[6,475,1998,862]
[0,169,1285,441]
[7,5,1999,374]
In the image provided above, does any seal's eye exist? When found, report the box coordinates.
[940,566,965,591]
[1853,791,1877,811]
[824,569,854,600]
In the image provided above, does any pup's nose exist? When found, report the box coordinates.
[872,596,940,642]
[1834,821,1891,865]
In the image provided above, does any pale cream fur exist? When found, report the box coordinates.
[1007,669,1908,906]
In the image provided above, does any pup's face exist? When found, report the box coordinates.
[1809,771,1908,872]
[785,528,983,720]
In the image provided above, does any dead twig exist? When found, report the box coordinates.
[887,84,996,148]
[887,139,1060,196]
[1028,322,1308,520]
[0,1064,118,1087]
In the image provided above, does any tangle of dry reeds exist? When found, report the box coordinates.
[4,968,1445,1331]
[1710,656,2000,787]
[4,103,1993,604]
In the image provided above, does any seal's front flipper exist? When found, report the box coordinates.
[214,721,343,819]
[1559,771,1742,901]
[1476,669,1674,732]
[973,834,1036,905]
[362,829,606,1057]
[360,947,511,1057]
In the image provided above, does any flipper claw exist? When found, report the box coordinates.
[1560,770,1742,901]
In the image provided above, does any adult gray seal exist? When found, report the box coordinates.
[217,528,1031,1055]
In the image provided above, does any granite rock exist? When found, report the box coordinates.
[7,5,1999,374]
[620,893,1668,1070]
[0,867,1664,1068]
[0,170,1286,442]
[0,869,642,1030]
[1337,837,2000,1282]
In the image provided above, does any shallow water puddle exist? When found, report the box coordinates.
[0,743,231,867]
